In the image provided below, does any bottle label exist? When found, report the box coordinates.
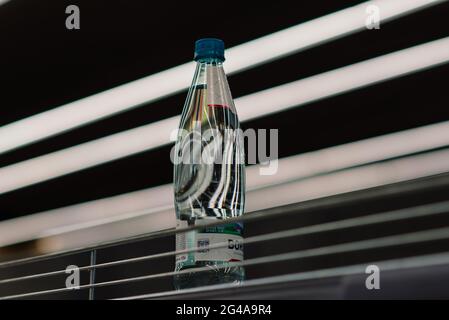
[175,219,243,270]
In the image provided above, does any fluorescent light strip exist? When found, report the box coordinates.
[247,121,449,191]
[0,0,445,155]
[247,148,449,213]
[2,147,449,251]
[0,37,449,195]
[238,35,449,121]
[2,119,449,247]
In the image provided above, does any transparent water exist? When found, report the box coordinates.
[173,59,245,289]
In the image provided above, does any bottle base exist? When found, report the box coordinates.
[173,265,245,290]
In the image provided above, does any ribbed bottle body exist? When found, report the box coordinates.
[173,59,245,289]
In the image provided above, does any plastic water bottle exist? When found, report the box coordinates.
[173,38,245,289]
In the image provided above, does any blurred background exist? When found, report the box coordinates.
[1,0,449,299]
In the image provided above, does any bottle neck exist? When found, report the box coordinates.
[193,58,226,87]
[196,57,224,66]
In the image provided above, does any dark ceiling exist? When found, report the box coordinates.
[0,0,448,221]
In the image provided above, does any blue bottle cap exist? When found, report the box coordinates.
[194,38,225,62]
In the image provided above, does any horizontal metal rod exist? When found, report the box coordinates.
[118,251,449,300]
[1,199,449,285]
[2,225,449,300]
[2,169,449,270]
